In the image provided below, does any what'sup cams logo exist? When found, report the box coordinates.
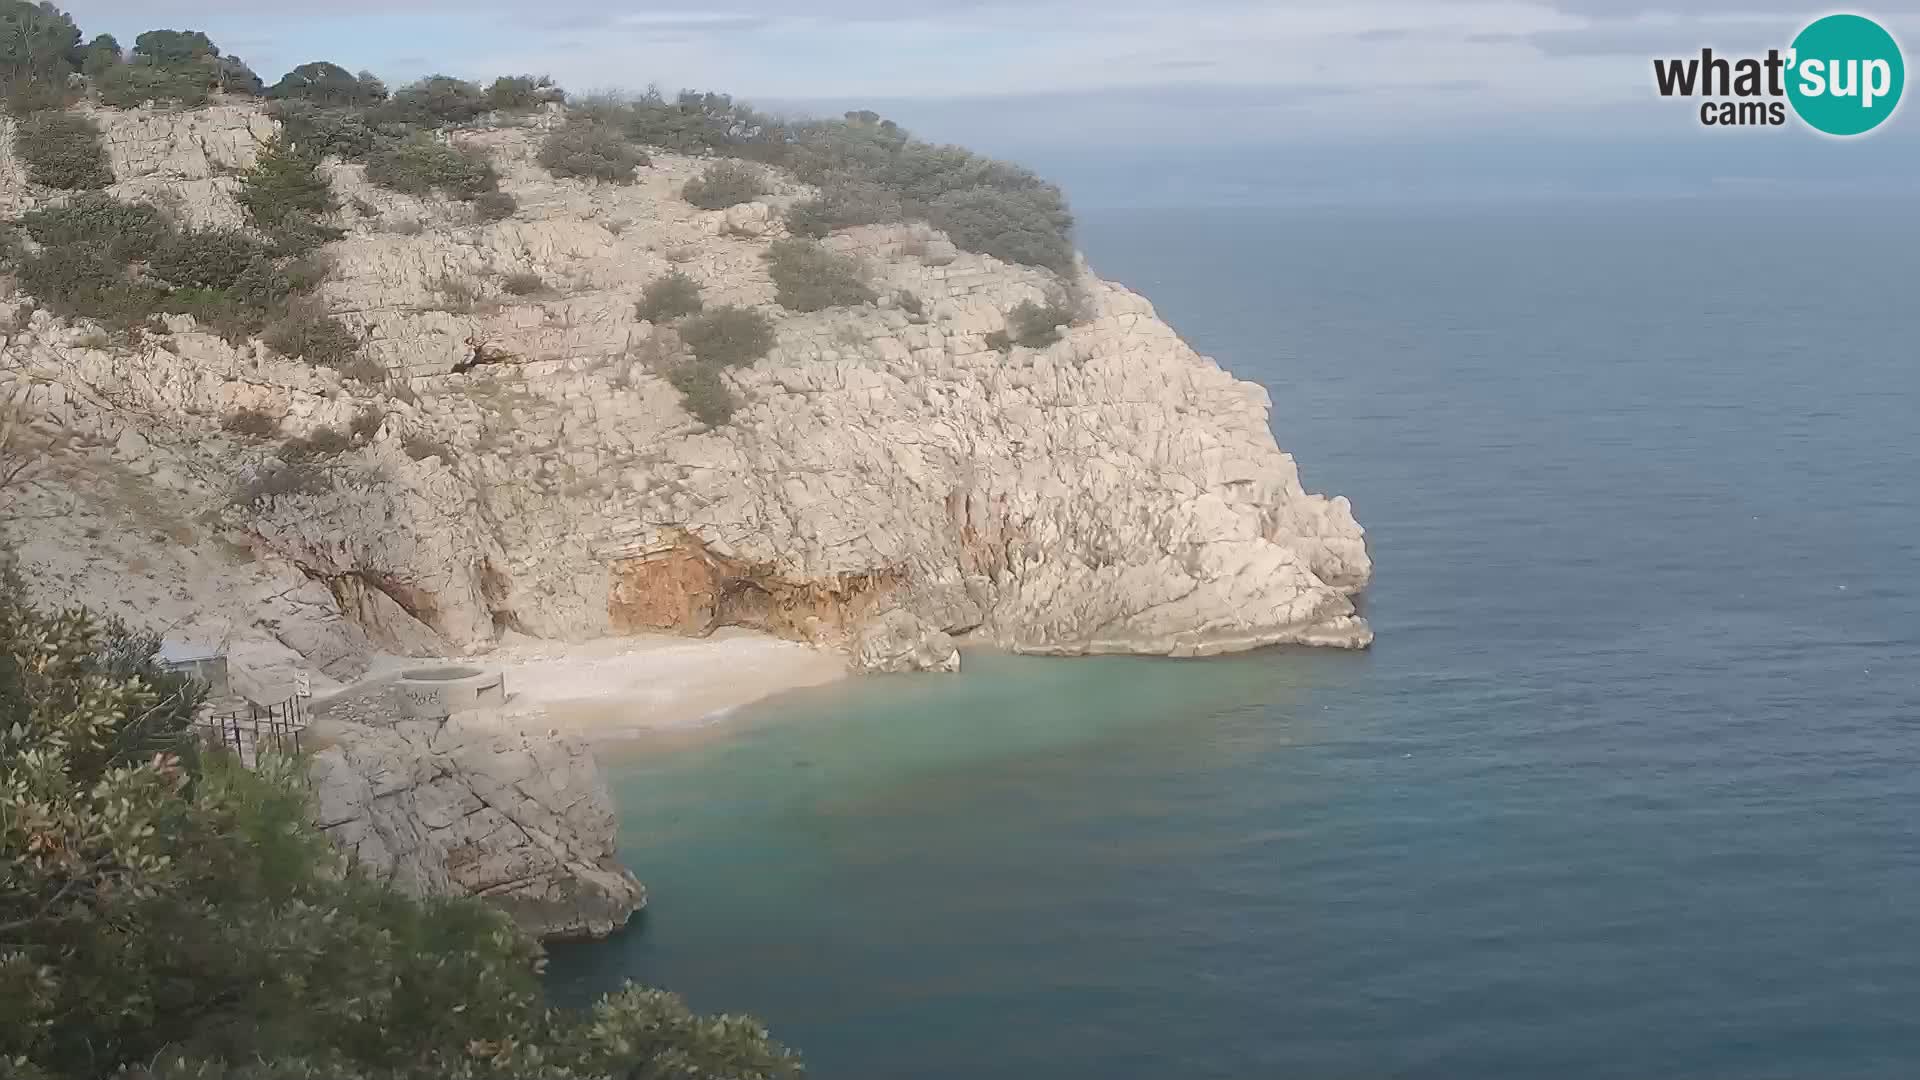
[1654,13,1905,135]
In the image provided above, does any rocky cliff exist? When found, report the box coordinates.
[0,102,1370,685]
[306,694,646,941]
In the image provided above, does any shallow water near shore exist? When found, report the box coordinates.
[548,198,1920,1079]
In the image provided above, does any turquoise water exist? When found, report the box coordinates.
[550,200,1920,1078]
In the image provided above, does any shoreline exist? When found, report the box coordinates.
[340,629,849,741]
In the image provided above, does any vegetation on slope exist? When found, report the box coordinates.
[0,569,802,1080]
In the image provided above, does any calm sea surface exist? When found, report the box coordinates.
[550,199,1920,1079]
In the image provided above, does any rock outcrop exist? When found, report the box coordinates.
[850,609,961,674]
[0,102,1369,676]
[307,697,645,941]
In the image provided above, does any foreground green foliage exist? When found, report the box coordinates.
[764,239,875,313]
[0,575,804,1079]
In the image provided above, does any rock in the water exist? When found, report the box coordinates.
[307,704,646,941]
[851,609,961,673]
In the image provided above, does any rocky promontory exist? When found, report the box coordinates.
[0,94,1368,935]
[1,102,1370,680]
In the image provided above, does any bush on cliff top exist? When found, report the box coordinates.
[538,119,646,183]
[488,73,561,112]
[764,237,876,313]
[0,574,803,1080]
[681,159,764,210]
[266,60,387,107]
[377,74,488,128]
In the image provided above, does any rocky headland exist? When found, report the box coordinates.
[0,98,1370,938]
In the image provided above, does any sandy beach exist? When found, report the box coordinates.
[479,629,846,737]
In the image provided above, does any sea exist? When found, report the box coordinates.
[548,197,1920,1079]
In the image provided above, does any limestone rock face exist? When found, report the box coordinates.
[851,609,961,674]
[1,102,1373,681]
[307,704,646,941]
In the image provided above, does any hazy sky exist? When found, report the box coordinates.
[61,1,1920,204]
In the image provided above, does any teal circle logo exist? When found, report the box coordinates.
[1787,14,1905,135]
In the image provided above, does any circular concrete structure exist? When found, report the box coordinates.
[395,665,507,719]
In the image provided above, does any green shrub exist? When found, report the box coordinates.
[782,177,904,238]
[682,159,764,210]
[94,62,202,108]
[678,304,775,367]
[15,247,162,326]
[487,74,559,112]
[768,114,1076,271]
[402,431,452,461]
[378,74,487,127]
[896,288,924,316]
[77,31,118,77]
[928,185,1075,272]
[4,74,73,115]
[269,99,379,158]
[214,54,262,95]
[263,300,358,366]
[473,188,516,221]
[149,228,275,291]
[668,361,736,426]
[500,270,546,297]
[15,110,112,190]
[623,88,754,153]
[18,193,169,260]
[635,270,702,323]
[221,407,279,437]
[349,406,384,441]
[266,60,386,106]
[130,28,215,65]
[363,136,499,200]
[235,460,328,503]
[237,135,342,254]
[764,237,876,313]
[992,298,1076,350]
[537,120,645,183]
[0,1,81,93]
[278,425,351,461]
[160,286,272,343]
